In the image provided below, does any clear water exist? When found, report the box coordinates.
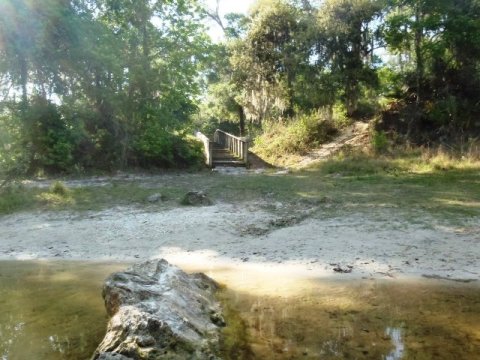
[0,261,479,360]
[0,261,127,360]
[220,279,480,359]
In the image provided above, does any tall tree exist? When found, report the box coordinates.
[315,0,383,116]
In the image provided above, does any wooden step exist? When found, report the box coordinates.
[211,141,246,168]
[213,155,241,161]
[213,160,246,167]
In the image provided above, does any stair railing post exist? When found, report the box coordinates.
[208,141,213,167]
[241,137,248,164]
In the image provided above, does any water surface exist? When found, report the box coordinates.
[0,261,126,360]
[219,279,480,359]
[0,261,479,360]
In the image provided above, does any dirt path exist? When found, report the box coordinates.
[295,121,371,169]
[1,199,478,283]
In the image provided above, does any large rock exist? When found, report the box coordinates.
[92,260,225,360]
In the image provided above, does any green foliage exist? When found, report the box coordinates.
[36,181,74,206]
[0,183,34,214]
[0,0,211,174]
[24,97,80,173]
[0,104,29,178]
[253,109,339,159]
[201,0,383,140]
[371,130,389,154]
[0,0,479,176]
[381,0,480,139]
[50,181,69,197]
[134,121,203,168]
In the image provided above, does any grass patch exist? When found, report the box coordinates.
[36,181,74,207]
[0,148,479,224]
[0,184,36,214]
[0,181,186,214]
[313,147,480,176]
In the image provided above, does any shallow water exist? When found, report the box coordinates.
[0,261,127,360]
[220,279,480,359]
[0,261,479,360]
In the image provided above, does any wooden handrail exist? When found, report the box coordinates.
[195,131,213,167]
[214,129,249,164]
[214,129,245,142]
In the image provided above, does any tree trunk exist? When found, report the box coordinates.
[345,79,358,117]
[408,0,424,138]
[19,56,28,111]
[238,104,246,136]
[414,1,424,107]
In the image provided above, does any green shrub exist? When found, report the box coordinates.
[371,130,389,153]
[253,109,339,161]
[134,119,204,168]
[0,184,34,214]
[25,97,79,173]
[50,181,69,196]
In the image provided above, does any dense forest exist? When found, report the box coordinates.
[1,0,479,175]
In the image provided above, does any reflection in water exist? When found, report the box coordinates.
[219,280,480,359]
[384,327,404,360]
[0,320,25,359]
[0,261,479,360]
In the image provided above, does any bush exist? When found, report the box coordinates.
[25,97,80,173]
[50,181,69,196]
[371,130,389,153]
[36,181,74,206]
[253,109,339,161]
[134,119,204,168]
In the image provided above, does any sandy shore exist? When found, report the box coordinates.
[1,202,478,284]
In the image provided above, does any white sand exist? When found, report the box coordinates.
[1,202,478,284]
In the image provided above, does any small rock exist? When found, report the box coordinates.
[97,353,132,360]
[333,265,353,274]
[147,193,165,203]
[181,191,212,206]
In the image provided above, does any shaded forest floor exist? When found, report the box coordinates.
[0,158,479,282]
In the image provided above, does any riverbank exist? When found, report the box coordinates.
[0,200,478,283]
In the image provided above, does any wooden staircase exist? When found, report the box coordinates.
[212,143,246,167]
[196,130,248,168]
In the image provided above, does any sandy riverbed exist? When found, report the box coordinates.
[1,199,478,287]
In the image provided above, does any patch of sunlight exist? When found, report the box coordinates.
[14,254,39,260]
[296,191,320,198]
[435,198,480,208]
[36,192,75,206]
[434,224,480,234]
[156,247,342,298]
[46,272,80,283]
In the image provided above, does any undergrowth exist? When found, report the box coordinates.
[252,108,346,164]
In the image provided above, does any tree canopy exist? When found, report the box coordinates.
[1,0,479,175]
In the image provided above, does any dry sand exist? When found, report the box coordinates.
[1,200,478,285]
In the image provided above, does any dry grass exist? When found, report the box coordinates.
[314,145,480,176]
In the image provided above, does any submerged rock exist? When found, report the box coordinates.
[92,259,224,360]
